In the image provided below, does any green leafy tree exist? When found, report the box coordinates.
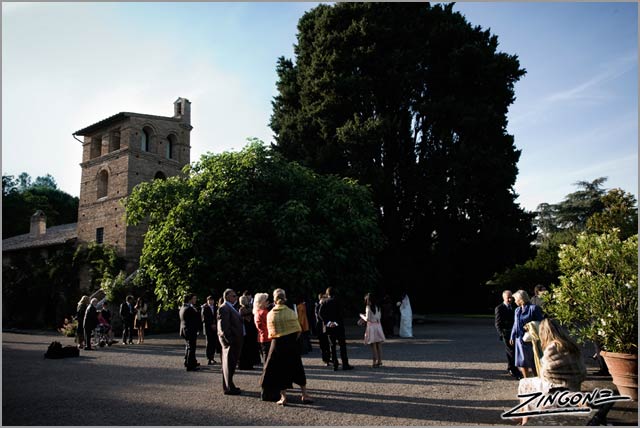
[536,177,607,236]
[3,175,18,196]
[32,174,58,189]
[125,141,384,311]
[270,2,534,308]
[586,188,637,239]
[493,179,637,294]
[17,172,31,191]
[2,173,79,238]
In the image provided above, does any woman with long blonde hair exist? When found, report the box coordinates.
[515,318,586,425]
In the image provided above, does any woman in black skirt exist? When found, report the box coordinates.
[259,288,313,406]
[238,295,261,369]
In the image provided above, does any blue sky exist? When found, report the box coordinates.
[2,2,637,212]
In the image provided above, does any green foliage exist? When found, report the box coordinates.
[270,2,534,306]
[2,172,78,238]
[488,249,558,293]
[125,141,384,311]
[73,242,126,291]
[3,240,127,328]
[101,271,127,303]
[493,178,637,294]
[3,243,79,328]
[535,177,607,238]
[545,231,638,354]
[586,188,638,240]
[32,174,58,189]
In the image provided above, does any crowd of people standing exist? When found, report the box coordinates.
[73,287,413,405]
[175,287,409,404]
[75,293,149,349]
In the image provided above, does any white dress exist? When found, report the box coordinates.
[398,295,413,338]
[361,306,385,345]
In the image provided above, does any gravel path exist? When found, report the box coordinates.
[2,317,610,426]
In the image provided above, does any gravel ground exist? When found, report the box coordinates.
[2,316,632,426]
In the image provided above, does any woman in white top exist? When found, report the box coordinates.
[360,293,386,367]
[397,292,413,338]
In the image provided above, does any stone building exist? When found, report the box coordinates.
[2,210,79,326]
[3,97,192,285]
[73,97,192,272]
[2,210,78,263]
[2,98,193,327]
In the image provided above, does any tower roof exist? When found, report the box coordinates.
[73,112,181,136]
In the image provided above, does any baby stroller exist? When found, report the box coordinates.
[91,324,111,348]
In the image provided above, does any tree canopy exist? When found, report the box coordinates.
[270,2,534,309]
[491,178,638,292]
[2,173,79,238]
[125,141,383,311]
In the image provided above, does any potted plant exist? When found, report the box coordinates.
[545,230,638,400]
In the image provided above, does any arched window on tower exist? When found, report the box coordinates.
[154,171,166,180]
[97,170,109,199]
[166,134,177,159]
[141,127,151,152]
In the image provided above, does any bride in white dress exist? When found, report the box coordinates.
[397,293,413,338]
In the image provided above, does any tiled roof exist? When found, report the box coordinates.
[2,223,78,252]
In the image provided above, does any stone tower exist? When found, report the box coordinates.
[74,98,192,273]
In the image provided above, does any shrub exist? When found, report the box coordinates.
[545,230,637,354]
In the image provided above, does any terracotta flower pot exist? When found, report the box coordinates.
[601,351,638,401]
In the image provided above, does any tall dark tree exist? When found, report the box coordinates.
[270,3,534,310]
[552,177,607,231]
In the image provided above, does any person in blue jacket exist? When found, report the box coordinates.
[510,290,543,378]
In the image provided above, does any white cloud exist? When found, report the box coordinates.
[544,51,636,103]
[509,50,637,129]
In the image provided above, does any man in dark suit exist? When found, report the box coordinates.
[319,287,354,371]
[120,295,135,345]
[83,298,99,350]
[201,295,219,365]
[494,290,521,379]
[217,288,245,395]
[180,294,201,371]
[315,293,332,365]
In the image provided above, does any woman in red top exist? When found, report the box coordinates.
[253,293,272,363]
